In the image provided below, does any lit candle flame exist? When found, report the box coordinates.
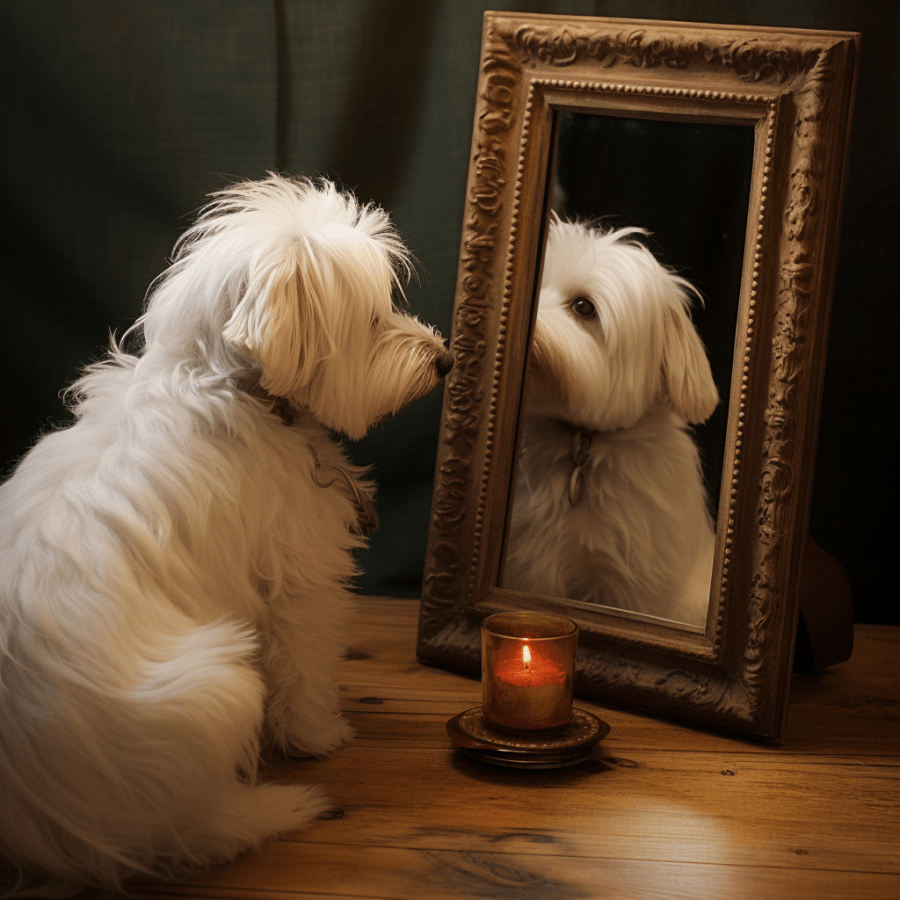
[523,643,532,670]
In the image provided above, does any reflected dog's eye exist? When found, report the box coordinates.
[571,297,596,319]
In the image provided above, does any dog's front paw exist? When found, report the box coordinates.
[267,707,354,759]
[310,715,355,756]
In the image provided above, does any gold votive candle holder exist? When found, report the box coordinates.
[481,612,578,733]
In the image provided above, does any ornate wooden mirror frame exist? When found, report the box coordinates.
[416,11,859,743]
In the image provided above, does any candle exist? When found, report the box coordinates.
[481,612,578,732]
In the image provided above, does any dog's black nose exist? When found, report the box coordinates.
[435,350,454,378]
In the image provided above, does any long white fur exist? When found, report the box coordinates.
[503,218,719,628]
[0,175,451,896]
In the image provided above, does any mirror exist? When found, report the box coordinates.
[417,11,858,742]
[499,111,753,629]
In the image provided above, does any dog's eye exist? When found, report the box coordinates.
[571,297,596,319]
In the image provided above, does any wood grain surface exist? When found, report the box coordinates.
[109,599,899,899]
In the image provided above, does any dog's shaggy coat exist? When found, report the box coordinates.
[0,176,452,896]
[502,218,719,627]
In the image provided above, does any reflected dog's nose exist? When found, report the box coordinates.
[435,350,454,378]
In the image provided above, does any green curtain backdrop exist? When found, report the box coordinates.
[1,1,896,623]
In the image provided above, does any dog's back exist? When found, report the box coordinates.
[0,355,335,895]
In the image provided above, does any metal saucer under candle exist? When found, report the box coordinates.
[447,707,610,769]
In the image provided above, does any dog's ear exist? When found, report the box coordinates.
[223,248,331,398]
[661,302,719,424]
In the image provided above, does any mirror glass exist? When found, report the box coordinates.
[499,110,754,629]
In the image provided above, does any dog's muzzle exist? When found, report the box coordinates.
[435,350,454,378]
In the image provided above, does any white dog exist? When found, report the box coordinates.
[0,175,452,896]
[502,218,719,628]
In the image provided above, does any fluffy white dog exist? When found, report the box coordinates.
[0,175,452,896]
[502,218,719,628]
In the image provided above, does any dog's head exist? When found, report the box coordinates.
[525,217,719,432]
[141,175,452,439]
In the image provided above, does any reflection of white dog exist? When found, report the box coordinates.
[503,218,719,628]
[0,175,452,895]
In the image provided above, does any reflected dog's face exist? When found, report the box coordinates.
[526,217,718,431]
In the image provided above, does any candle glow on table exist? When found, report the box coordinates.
[481,612,578,732]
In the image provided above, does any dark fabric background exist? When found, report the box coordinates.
[1,1,896,623]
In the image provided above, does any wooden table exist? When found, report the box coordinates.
[133,598,897,900]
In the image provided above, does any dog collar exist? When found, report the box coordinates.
[247,384,296,426]
[307,443,379,536]
[567,428,593,506]
[550,422,598,507]
[247,386,377,535]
